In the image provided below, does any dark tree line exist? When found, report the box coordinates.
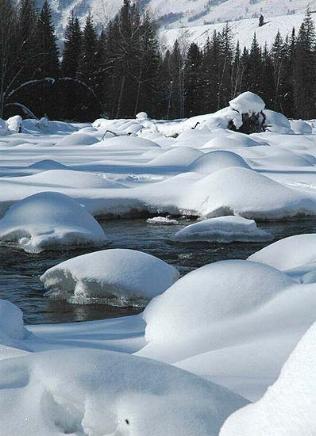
[1,0,316,121]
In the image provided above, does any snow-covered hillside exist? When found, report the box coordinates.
[44,0,314,43]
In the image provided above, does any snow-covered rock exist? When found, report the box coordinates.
[97,135,160,150]
[290,119,313,135]
[202,134,261,149]
[0,192,107,253]
[189,166,316,219]
[189,150,250,174]
[229,92,265,115]
[57,132,99,146]
[136,112,148,120]
[174,216,272,243]
[220,322,316,436]
[147,216,179,225]
[148,146,202,167]
[264,109,293,134]
[40,248,179,305]
[0,348,247,436]
[7,115,22,133]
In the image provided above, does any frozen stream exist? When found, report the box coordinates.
[1,217,316,324]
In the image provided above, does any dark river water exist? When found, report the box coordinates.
[1,217,316,324]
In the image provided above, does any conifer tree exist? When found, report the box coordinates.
[62,12,82,78]
[184,42,202,116]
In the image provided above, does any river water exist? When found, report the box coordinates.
[1,217,315,324]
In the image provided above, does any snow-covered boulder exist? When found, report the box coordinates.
[290,119,313,135]
[7,115,22,133]
[143,260,294,345]
[0,300,26,342]
[249,234,316,283]
[0,192,107,253]
[29,159,67,170]
[174,216,272,243]
[229,92,265,115]
[220,322,316,436]
[57,132,99,146]
[40,249,179,305]
[147,216,179,225]
[189,150,250,175]
[38,116,49,130]
[0,348,247,436]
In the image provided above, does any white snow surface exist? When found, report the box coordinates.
[0,192,107,253]
[40,249,180,305]
[0,347,247,436]
[220,321,316,436]
[174,216,272,243]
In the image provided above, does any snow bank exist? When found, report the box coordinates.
[174,216,272,243]
[143,260,293,345]
[220,322,316,436]
[0,192,107,253]
[202,134,261,149]
[229,92,265,114]
[0,348,247,436]
[249,234,316,282]
[29,160,67,170]
[97,135,160,150]
[40,248,179,305]
[0,300,26,342]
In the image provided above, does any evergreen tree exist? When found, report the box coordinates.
[62,12,82,78]
[293,9,316,118]
[184,42,202,116]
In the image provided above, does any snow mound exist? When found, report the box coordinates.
[249,234,316,283]
[220,322,316,436]
[148,146,202,167]
[191,166,316,219]
[97,135,160,149]
[264,109,293,134]
[0,192,107,253]
[0,348,247,436]
[17,169,124,189]
[189,150,250,174]
[57,132,99,146]
[229,91,265,114]
[147,216,179,225]
[29,160,67,170]
[7,116,22,133]
[290,119,313,135]
[136,111,148,120]
[144,260,294,344]
[174,216,272,243]
[40,248,179,305]
[202,134,260,149]
[0,300,26,342]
